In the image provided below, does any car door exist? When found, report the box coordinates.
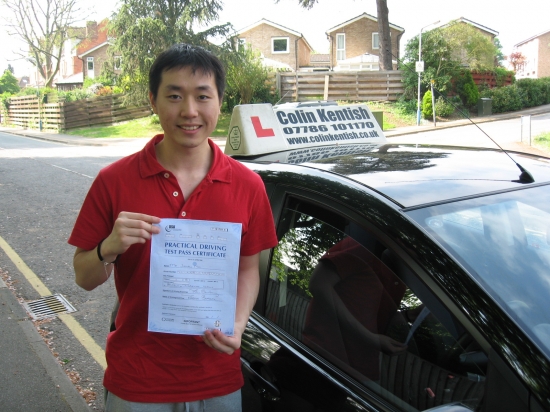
[241,184,494,412]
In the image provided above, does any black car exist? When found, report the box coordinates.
[226,103,550,412]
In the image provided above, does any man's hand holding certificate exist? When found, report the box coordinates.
[148,218,242,336]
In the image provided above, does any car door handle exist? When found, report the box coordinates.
[241,357,281,398]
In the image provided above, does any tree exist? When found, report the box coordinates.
[440,21,498,71]
[508,51,526,73]
[108,0,232,105]
[375,0,392,70]
[1,0,80,87]
[224,46,276,112]
[493,38,505,67]
[276,0,393,70]
[0,69,21,94]
[402,29,459,100]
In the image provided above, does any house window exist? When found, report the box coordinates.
[114,56,122,70]
[372,33,380,50]
[272,37,289,54]
[336,33,346,61]
[87,57,95,79]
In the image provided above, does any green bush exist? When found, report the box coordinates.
[0,69,20,94]
[516,78,548,107]
[57,89,94,102]
[454,70,479,108]
[149,114,160,125]
[1,92,11,122]
[435,96,455,117]
[422,93,455,119]
[494,67,515,87]
[481,84,525,113]
[422,91,433,118]
[394,97,418,116]
[223,46,278,113]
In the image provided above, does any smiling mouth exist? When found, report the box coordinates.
[179,125,201,131]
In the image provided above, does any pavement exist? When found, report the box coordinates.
[0,277,91,412]
[2,103,550,150]
[0,103,549,411]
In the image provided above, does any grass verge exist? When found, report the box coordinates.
[63,102,418,139]
[365,101,417,130]
[65,113,231,139]
[533,132,550,151]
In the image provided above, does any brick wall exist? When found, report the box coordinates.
[84,44,110,80]
[297,38,311,67]
[537,31,550,78]
[239,24,310,71]
[327,16,402,67]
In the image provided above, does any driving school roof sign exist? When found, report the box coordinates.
[224,102,387,156]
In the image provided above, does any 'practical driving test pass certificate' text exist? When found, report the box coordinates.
[148,218,242,336]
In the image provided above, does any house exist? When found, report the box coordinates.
[438,17,498,41]
[435,17,499,68]
[54,19,121,90]
[77,20,121,82]
[235,19,314,71]
[325,12,405,71]
[53,26,87,90]
[513,29,550,79]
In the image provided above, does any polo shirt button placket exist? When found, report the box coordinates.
[181,211,186,217]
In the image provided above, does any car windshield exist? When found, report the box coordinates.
[407,184,550,358]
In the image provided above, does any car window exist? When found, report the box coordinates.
[407,184,550,358]
[265,198,487,411]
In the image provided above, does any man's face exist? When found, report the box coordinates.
[149,66,221,150]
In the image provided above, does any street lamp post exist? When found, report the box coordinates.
[416,20,440,126]
[26,57,42,131]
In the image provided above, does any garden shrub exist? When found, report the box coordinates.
[454,70,479,109]
[422,93,455,118]
[494,67,515,87]
[422,90,433,118]
[394,97,418,116]
[435,96,455,117]
[480,84,525,113]
[149,114,160,125]
[223,46,278,113]
[57,88,94,102]
[516,78,548,107]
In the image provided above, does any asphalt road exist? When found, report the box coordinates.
[0,112,548,411]
[0,132,147,411]
[389,113,550,157]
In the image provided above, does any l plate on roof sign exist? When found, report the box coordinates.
[224,102,387,157]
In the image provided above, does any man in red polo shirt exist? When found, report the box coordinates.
[68,44,278,411]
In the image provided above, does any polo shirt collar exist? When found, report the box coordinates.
[139,134,232,184]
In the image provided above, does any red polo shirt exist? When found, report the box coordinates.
[68,135,278,403]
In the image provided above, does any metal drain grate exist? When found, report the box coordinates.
[22,294,77,320]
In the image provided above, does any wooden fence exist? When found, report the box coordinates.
[472,71,513,88]
[276,71,404,103]
[4,94,152,131]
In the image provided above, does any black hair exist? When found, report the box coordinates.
[148,43,226,102]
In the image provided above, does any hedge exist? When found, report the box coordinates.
[480,77,550,113]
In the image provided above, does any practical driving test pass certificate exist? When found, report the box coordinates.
[148,218,242,336]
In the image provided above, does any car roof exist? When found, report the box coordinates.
[238,143,550,208]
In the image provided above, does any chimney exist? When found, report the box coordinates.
[86,21,98,40]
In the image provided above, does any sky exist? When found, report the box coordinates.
[1,0,548,77]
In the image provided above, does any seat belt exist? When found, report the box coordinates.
[405,306,430,345]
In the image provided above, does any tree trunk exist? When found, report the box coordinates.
[376,0,392,71]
